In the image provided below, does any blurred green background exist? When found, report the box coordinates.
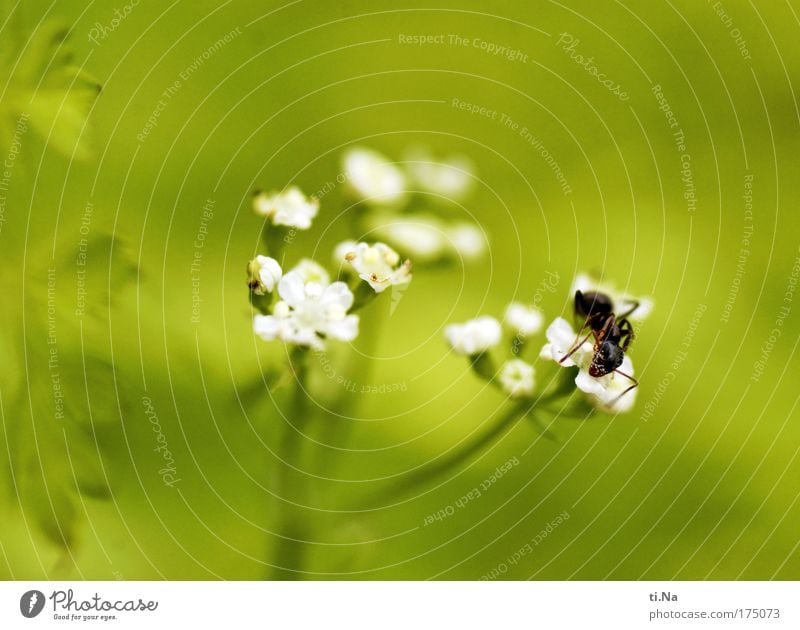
[1,0,799,579]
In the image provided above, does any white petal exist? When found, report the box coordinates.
[322,281,355,311]
[546,317,577,347]
[499,359,535,398]
[448,223,486,260]
[256,256,283,292]
[278,271,306,307]
[289,327,324,349]
[333,240,359,265]
[445,317,501,355]
[370,215,447,262]
[290,258,330,286]
[505,302,544,336]
[326,314,359,342]
[253,315,280,340]
[343,147,407,206]
[575,369,606,396]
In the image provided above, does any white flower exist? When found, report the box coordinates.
[499,359,535,398]
[368,214,449,263]
[447,222,486,260]
[404,148,475,201]
[253,186,319,229]
[289,258,330,286]
[332,240,359,268]
[248,255,282,295]
[445,316,502,356]
[253,271,359,349]
[539,317,638,413]
[344,242,412,293]
[575,355,637,413]
[570,273,653,322]
[342,147,407,207]
[538,317,592,368]
[504,302,544,337]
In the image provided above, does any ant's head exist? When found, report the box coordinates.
[589,339,625,377]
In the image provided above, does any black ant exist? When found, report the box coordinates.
[559,290,639,407]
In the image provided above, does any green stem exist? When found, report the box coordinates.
[269,347,311,580]
[318,301,386,481]
[363,400,531,508]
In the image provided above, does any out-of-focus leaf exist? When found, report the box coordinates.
[1,21,100,160]
[1,234,137,549]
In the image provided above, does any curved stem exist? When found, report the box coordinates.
[362,400,531,508]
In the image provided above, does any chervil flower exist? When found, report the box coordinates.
[290,258,330,286]
[332,240,359,269]
[570,273,653,322]
[247,255,282,295]
[505,302,544,337]
[539,317,592,368]
[445,316,502,356]
[404,148,475,201]
[253,270,358,349]
[342,147,407,207]
[499,359,535,398]
[253,186,319,229]
[540,317,638,413]
[367,213,449,263]
[447,222,486,260]
[575,355,637,413]
[343,242,412,293]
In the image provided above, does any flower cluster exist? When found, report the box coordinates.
[539,317,636,412]
[340,241,412,293]
[248,183,414,350]
[252,186,319,230]
[444,302,544,401]
[341,145,487,264]
[251,257,358,350]
[444,276,652,413]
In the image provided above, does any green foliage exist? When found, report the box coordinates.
[0,20,100,160]
[1,235,137,550]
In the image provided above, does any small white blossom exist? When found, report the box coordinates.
[404,148,475,201]
[575,355,637,413]
[332,240,359,268]
[342,147,407,207]
[505,302,544,337]
[248,255,282,295]
[570,273,653,322]
[499,359,535,398]
[540,317,637,413]
[253,186,319,229]
[344,242,412,293]
[289,258,330,286]
[445,316,502,356]
[539,317,593,368]
[253,270,358,349]
[447,222,486,260]
[369,214,449,262]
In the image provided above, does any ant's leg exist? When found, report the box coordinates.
[596,313,615,348]
[558,330,594,364]
[618,318,635,351]
[617,300,640,320]
[566,314,591,351]
[606,369,638,408]
[560,310,605,365]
